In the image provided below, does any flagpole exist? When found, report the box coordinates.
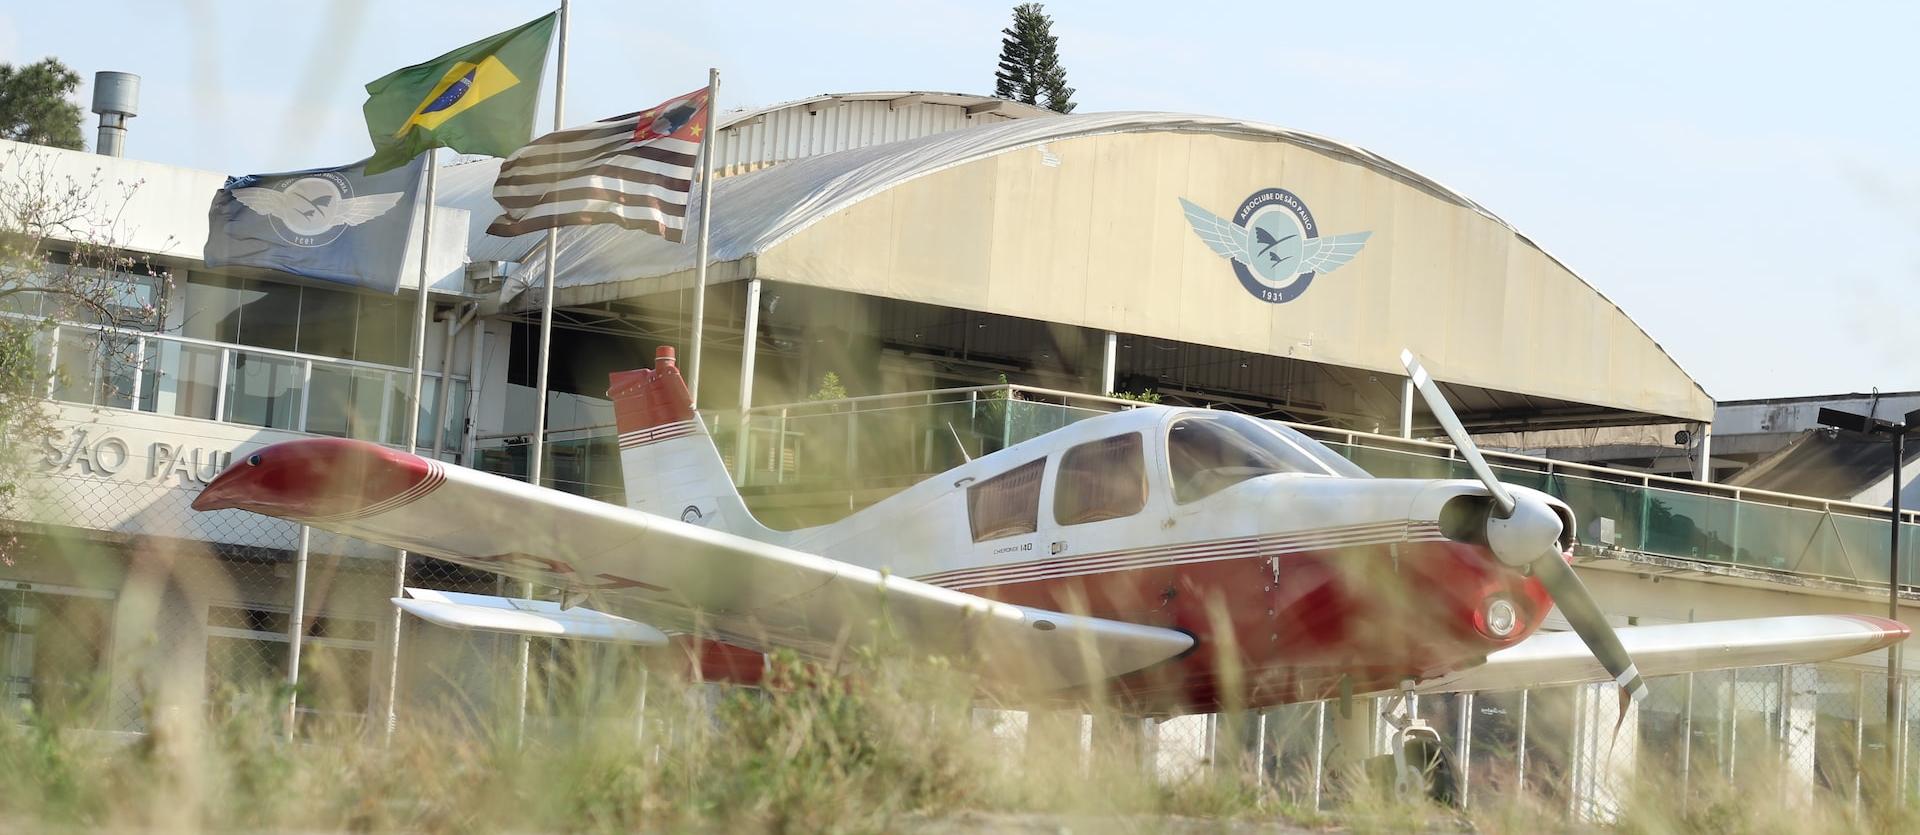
[686,67,718,408]
[521,0,568,744]
[385,150,437,742]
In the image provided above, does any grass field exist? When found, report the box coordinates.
[6,642,1920,834]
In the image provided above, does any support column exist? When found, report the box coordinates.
[734,279,762,481]
[1697,423,1714,482]
[1400,377,1415,439]
[1101,331,1118,395]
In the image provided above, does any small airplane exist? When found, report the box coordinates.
[193,347,1908,799]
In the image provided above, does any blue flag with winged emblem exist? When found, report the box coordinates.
[203,156,429,293]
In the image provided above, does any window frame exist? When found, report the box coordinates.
[966,457,1047,543]
[1166,413,1333,505]
[1052,431,1149,527]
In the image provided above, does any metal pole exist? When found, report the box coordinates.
[431,305,468,460]
[733,278,762,480]
[1890,431,1905,783]
[383,152,437,741]
[1517,689,1529,792]
[519,0,570,746]
[1682,672,1694,800]
[1400,377,1415,439]
[530,0,569,490]
[685,67,719,408]
[1101,331,1117,395]
[1456,693,1474,808]
[284,524,310,740]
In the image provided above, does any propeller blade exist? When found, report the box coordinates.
[1401,348,1646,723]
[1399,350,1516,517]
[1533,551,1648,717]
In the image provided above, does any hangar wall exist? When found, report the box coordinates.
[756,130,1712,422]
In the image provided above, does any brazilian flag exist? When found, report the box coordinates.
[362,13,557,174]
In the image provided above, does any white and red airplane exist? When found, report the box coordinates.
[193,347,1907,793]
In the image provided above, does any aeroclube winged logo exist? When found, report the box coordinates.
[1180,189,1372,304]
[230,172,405,248]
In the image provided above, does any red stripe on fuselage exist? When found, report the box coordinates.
[943,537,1549,714]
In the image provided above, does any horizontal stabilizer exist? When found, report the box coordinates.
[394,588,670,646]
[1414,614,1909,696]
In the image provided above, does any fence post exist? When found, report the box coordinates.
[1682,673,1694,801]
[1517,689,1529,794]
[283,524,310,740]
[1856,670,1868,814]
[1456,693,1474,809]
[1312,700,1327,811]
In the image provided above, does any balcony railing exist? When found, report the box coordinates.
[26,315,470,458]
[474,384,1920,594]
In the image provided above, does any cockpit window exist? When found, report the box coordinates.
[1055,433,1147,526]
[1269,423,1373,479]
[967,458,1046,542]
[1168,414,1329,504]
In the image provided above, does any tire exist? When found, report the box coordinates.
[1405,735,1461,807]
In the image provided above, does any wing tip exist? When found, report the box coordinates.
[1837,614,1912,648]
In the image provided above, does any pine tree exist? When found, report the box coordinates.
[0,59,86,151]
[993,3,1076,114]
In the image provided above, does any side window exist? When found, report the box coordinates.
[1054,433,1147,526]
[967,458,1046,542]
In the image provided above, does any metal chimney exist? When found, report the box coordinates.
[90,71,140,157]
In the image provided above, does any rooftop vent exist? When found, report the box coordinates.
[90,71,140,157]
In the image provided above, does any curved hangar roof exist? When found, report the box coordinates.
[449,111,1712,423]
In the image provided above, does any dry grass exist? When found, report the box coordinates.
[2,644,1916,834]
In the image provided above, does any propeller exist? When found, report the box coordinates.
[1400,350,1648,719]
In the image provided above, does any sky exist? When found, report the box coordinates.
[3,0,1916,401]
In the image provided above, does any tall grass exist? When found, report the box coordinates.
[3,641,1916,833]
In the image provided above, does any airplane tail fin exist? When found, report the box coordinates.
[608,347,769,539]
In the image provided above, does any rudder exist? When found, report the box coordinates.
[608,346,768,539]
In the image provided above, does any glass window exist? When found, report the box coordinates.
[162,343,222,419]
[233,278,299,352]
[967,458,1046,542]
[1168,414,1326,504]
[296,285,359,359]
[1268,423,1373,479]
[223,350,302,429]
[1055,433,1147,526]
[356,294,416,367]
[181,274,247,343]
[306,365,387,441]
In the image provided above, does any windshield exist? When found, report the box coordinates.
[1168,413,1334,503]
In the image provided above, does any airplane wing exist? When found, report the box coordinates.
[193,438,1193,692]
[1411,614,1908,696]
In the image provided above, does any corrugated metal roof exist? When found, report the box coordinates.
[442,91,1055,267]
[451,111,1522,301]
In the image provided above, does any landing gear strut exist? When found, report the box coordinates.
[1378,678,1460,807]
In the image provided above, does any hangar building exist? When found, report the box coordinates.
[4,89,1915,807]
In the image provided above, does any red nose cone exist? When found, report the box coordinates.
[193,438,433,521]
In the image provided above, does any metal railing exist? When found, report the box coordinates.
[26,315,471,458]
[474,383,1920,593]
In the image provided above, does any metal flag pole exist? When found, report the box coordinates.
[384,150,438,741]
[519,0,569,744]
[685,67,719,408]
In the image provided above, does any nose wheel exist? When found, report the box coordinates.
[1381,679,1460,807]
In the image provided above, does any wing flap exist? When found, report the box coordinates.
[395,588,671,646]
[1414,615,1908,695]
